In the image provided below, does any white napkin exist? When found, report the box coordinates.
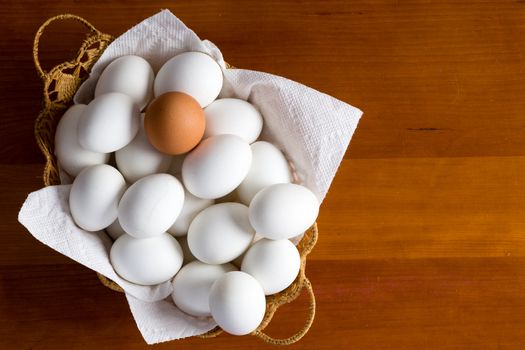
[19,10,362,344]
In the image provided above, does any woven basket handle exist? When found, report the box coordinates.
[33,13,101,80]
[253,277,316,346]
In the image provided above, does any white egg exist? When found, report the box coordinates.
[78,92,140,153]
[209,271,266,335]
[188,203,255,264]
[203,98,263,143]
[237,141,292,205]
[106,218,127,240]
[110,233,183,286]
[176,236,197,265]
[95,55,154,110]
[241,239,300,295]
[154,51,223,107]
[167,188,213,237]
[118,174,184,238]
[115,116,172,183]
[69,164,126,231]
[54,104,110,176]
[182,134,252,199]
[249,183,319,240]
[172,261,236,317]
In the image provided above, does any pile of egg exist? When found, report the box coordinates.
[56,52,319,336]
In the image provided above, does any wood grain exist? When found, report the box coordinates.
[2,0,525,349]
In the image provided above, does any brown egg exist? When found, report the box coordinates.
[144,92,205,155]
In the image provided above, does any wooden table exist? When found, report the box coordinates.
[2,1,525,349]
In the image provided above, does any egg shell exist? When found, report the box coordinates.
[69,164,126,231]
[55,104,110,177]
[118,174,184,238]
[176,236,197,265]
[115,115,172,183]
[249,183,319,240]
[167,187,214,237]
[237,141,292,205]
[144,92,205,155]
[182,134,252,199]
[106,218,127,240]
[203,98,263,143]
[154,51,223,107]
[78,92,140,153]
[241,239,300,295]
[187,203,255,264]
[110,233,183,286]
[95,55,154,110]
[209,271,266,335]
[172,261,236,317]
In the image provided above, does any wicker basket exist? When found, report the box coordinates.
[33,14,318,345]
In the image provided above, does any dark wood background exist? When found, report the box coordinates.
[2,1,525,349]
